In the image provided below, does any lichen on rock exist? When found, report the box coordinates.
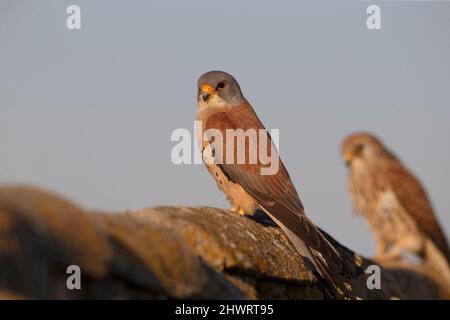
[0,186,448,299]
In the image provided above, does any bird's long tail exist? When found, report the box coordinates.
[423,239,450,289]
[262,210,348,298]
[281,225,342,283]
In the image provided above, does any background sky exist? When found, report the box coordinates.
[1,0,449,256]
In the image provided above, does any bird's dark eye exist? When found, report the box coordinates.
[355,144,364,154]
[216,82,225,90]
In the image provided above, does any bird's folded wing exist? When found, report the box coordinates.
[205,105,340,261]
[382,159,450,261]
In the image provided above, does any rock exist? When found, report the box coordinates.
[0,185,448,299]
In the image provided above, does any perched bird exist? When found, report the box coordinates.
[341,132,450,273]
[196,71,346,289]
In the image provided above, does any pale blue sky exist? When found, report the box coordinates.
[1,0,449,256]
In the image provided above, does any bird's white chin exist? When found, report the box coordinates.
[197,95,229,109]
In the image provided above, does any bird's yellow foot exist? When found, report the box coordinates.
[230,206,246,215]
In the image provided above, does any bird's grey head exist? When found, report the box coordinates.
[197,71,246,108]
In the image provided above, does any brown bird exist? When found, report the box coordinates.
[196,71,346,288]
[342,132,450,273]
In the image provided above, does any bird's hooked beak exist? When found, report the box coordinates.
[200,84,216,103]
[343,151,354,167]
[202,92,211,102]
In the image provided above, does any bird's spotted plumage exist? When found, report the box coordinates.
[342,132,450,269]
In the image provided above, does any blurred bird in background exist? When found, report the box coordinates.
[342,132,450,285]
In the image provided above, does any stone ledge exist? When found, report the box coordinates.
[0,185,448,299]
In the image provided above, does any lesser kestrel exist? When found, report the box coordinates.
[342,132,450,273]
[196,71,345,288]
